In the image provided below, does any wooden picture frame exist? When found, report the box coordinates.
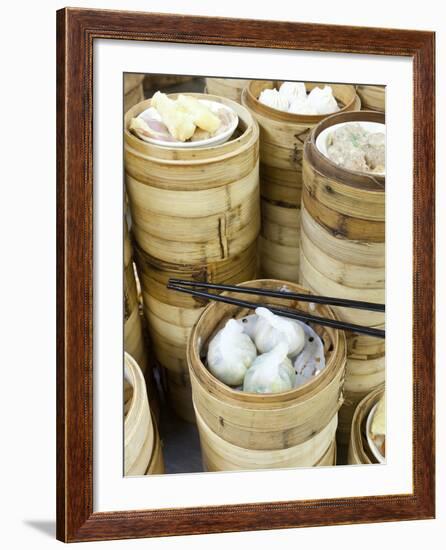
[56,7,435,542]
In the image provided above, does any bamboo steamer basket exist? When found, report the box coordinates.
[188,279,347,459]
[348,385,385,464]
[357,85,385,112]
[301,110,386,448]
[197,408,338,472]
[124,93,260,265]
[144,75,195,90]
[124,217,161,421]
[124,74,145,114]
[337,355,385,447]
[146,423,165,474]
[134,241,257,422]
[242,81,360,281]
[124,353,163,475]
[205,78,251,102]
[124,221,148,373]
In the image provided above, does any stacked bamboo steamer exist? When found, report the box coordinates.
[348,385,385,464]
[124,93,260,422]
[205,78,251,102]
[124,217,148,373]
[124,353,164,475]
[124,74,145,114]
[188,280,346,471]
[300,110,385,449]
[357,85,385,112]
[242,81,360,282]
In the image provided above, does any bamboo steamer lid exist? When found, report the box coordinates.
[188,279,347,451]
[205,78,251,102]
[124,93,260,265]
[348,385,385,464]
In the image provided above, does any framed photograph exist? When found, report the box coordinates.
[56,8,435,542]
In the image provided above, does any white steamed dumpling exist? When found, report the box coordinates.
[279,81,307,103]
[307,85,339,115]
[253,307,305,357]
[258,88,289,112]
[207,319,257,386]
[289,97,318,115]
[243,342,296,394]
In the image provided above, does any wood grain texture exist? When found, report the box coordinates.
[56,7,435,542]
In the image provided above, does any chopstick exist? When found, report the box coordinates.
[167,281,385,339]
[168,279,385,312]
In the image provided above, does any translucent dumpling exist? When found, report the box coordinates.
[307,86,339,115]
[258,88,289,112]
[207,319,257,386]
[236,313,259,339]
[279,81,306,103]
[243,342,296,394]
[253,307,305,357]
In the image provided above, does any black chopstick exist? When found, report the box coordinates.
[167,282,385,338]
[168,279,385,312]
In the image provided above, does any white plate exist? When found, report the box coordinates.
[366,403,386,464]
[136,99,239,148]
[316,121,386,176]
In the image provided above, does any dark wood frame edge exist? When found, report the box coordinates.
[56,7,435,542]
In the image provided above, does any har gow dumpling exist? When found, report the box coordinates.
[207,319,257,386]
[258,88,289,112]
[243,342,296,394]
[253,307,305,357]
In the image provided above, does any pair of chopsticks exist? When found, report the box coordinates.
[167,279,385,339]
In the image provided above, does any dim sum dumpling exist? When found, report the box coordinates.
[177,94,221,134]
[288,97,318,115]
[207,319,257,386]
[253,307,305,357]
[279,81,307,103]
[307,86,339,115]
[151,91,196,141]
[243,342,296,394]
[258,88,289,112]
